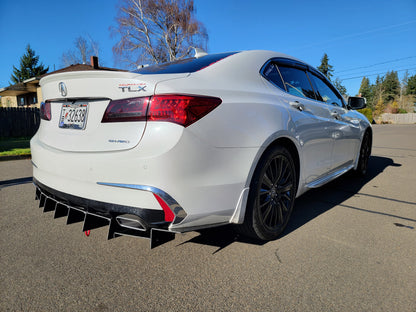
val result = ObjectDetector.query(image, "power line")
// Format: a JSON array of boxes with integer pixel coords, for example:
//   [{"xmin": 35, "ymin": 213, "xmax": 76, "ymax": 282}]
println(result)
[
  {"xmin": 340, "ymin": 67, "xmax": 416, "ymax": 81},
  {"xmin": 336, "ymin": 56, "xmax": 416, "ymax": 74},
  {"xmin": 338, "ymin": 64, "xmax": 416, "ymax": 78},
  {"xmin": 293, "ymin": 20, "xmax": 416, "ymax": 51}
]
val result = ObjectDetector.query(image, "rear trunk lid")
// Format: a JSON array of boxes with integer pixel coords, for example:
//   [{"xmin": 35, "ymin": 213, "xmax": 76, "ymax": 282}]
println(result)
[{"xmin": 38, "ymin": 70, "xmax": 188, "ymax": 152}]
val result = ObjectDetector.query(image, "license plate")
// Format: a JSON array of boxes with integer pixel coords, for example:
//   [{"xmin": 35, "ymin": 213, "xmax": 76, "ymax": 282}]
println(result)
[{"xmin": 59, "ymin": 103, "xmax": 88, "ymax": 130}]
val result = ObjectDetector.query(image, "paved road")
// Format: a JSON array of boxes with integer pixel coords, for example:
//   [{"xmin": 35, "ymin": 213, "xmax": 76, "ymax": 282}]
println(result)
[{"xmin": 1, "ymin": 125, "xmax": 415, "ymax": 312}]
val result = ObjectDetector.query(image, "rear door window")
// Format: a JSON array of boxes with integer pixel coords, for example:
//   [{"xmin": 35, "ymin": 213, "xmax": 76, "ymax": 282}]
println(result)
[
  {"xmin": 277, "ymin": 66, "xmax": 316, "ymax": 100},
  {"xmin": 262, "ymin": 62, "xmax": 285, "ymax": 90}
]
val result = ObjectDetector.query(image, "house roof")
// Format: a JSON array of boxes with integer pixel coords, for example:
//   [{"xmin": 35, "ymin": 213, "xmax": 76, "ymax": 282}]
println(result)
[
  {"xmin": 41, "ymin": 63, "xmax": 125, "ymax": 77},
  {"xmin": 0, "ymin": 62, "xmax": 125, "ymax": 97},
  {"xmin": 0, "ymin": 77, "xmax": 40, "ymax": 96}
]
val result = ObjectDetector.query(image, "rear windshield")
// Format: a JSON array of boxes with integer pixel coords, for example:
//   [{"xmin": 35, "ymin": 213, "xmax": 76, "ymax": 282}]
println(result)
[{"xmin": 132, "ymin": 52, "xmax": 237, "ymax": 74}]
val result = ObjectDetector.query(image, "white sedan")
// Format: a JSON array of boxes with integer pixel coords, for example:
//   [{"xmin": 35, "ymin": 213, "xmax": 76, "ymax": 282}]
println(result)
[{"xmin": 31, "ymin": 50, "xmax": 372, "ymax": 247}]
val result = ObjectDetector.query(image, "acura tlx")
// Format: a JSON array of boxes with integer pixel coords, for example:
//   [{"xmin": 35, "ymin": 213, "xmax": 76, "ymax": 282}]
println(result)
[{"xmin": 31, "ymin": 50, "xmax": 371, "ymax": 247}]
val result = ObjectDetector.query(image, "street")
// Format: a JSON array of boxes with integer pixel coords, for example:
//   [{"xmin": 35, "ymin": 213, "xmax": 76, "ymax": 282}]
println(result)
[{"xmin": 1, "ymin": 124, "xmax": 415, "ymax": 311}]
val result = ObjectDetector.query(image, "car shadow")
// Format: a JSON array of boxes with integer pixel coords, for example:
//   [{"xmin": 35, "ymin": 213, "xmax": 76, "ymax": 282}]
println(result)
[
  {"xmin": 0, "ymin": 177, "xmax": 33, "ymax": 189},
  {"xmin": 179, "ymin": 155, "xmax": 401, "ymax": 253},
  {"xmin": 282, "ymin": 155, "xmax": 402, "ymax": 237}
]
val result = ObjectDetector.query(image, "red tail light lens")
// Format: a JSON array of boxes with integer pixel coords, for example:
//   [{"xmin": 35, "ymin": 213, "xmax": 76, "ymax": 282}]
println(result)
[
  {"xmin": 102, "ymin": 97, "xmax": 149, "ymax": 123},
  {"xmin": 102, "ymin": 94, "xmax": 221, "ymax": 127},
  {"xmin": 148, "ymin": 95, "xmax": 222, "ymax": 127},
  {"xmin": 40, "ymin": 101, "xmax": 51, "ymax": 121}
]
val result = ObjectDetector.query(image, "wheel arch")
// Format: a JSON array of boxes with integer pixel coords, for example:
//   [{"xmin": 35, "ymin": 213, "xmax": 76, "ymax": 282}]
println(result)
[
  {"xmin": 230, "ymin": 133, "xmax": 301, "ymax": 224},
  {"xmin": 263, "ymin": 137, "xmax": 300, "ymax": 187}
]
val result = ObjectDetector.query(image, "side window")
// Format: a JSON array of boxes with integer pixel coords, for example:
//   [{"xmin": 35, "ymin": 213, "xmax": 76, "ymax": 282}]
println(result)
[
  {"xmin": 277, "ymin": 66, "xmax": 316, "ymax": 100},
  {"xmin": 309, "ymin": 73, "xmax": 344, "ymax": 107},
  {"xmin": 262, "ymin": 62, "xmax": 285, "ymax": 90}
]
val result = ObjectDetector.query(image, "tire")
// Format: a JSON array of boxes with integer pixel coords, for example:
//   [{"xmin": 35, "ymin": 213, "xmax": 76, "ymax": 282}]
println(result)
[
  {"xmin": 238, "ymin": 145, "xmax": 297, "ymax": 241},
  {"xmin": 354, "ymin": 130, "xmax": 371, "ymax": 177}
]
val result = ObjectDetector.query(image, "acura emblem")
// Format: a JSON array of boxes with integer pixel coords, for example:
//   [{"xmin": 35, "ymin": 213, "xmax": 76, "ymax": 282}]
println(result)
[{"xmin": 59, "ymin": 82, "xmax": 67, "ymax": 97}]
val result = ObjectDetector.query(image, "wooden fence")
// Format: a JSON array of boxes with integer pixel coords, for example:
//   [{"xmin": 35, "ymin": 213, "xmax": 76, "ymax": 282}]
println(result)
[{"xmin": 0, "ymin": 107, "xmax": 40, "ymax": 137}]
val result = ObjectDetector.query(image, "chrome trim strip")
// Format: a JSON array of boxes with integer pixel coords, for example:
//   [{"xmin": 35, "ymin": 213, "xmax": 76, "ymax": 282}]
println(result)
[
  {"xmin": 306, "ymin": 164, "xmax": 354, "ymax": 189},
  {"xmin": 97, "ymin": 182, "xmax": 187, "ymax": 224}
]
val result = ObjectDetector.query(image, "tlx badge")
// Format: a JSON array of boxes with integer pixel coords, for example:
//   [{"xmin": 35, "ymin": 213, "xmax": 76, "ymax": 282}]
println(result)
[{"xmin": 118, "ymin": 83, "xmax": 147, "ymax": 92}]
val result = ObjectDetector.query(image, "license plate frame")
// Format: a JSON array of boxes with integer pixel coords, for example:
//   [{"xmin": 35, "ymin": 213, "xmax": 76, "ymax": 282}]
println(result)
[{"xmin": 59, "ymin": 102, "xmax": 89, "ymax": 130}]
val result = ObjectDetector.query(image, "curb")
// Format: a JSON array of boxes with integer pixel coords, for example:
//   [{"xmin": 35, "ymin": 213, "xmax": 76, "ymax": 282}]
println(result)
[{"xmin": 0, "ymin": 155, "xmax": 31, "ymax": 162}]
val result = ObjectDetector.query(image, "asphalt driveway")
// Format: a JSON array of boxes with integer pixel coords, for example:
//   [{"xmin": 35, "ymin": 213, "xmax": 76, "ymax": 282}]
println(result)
[{"xmin": 0, "ymin": 124, "xmax": 415, "ymax": 311}]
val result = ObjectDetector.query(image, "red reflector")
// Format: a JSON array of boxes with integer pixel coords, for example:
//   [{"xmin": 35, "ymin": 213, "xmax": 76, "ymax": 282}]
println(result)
[
  {"xmin": 102, "ymin": 97, "xmax": 149, "ymax": 122},
  {"xmin": 148, "ymin": 94, "xmax": 221, "ymax": 127},
  {"xmin": 153, "ymin": 193, "xmax": 175, "ymax": 222},
  {"xmin": 40, "ymin": 101, "xmax": 51, "ymax": 121}
]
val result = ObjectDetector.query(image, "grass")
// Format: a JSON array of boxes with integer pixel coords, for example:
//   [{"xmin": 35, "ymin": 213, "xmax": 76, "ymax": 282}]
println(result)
[{"xmin": 0, "ymin": 137, "xmax": 31, "ymax": 157}]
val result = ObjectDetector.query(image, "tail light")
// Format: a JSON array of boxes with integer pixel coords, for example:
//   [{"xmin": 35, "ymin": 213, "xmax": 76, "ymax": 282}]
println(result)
[
  {"xmin": 101, "ymin": 97, "xmax": 149, "ymax": 123},
  {"xmin": 148, "ymin": 95, "xmax": 222, "ymax": 127},
  {"xmin": 102, "ymin": 94, "xmax": 221, "ymax": 127},
  {"xmin": 40, "ymin": 101, "xmax": 51, "ymax": 121}
]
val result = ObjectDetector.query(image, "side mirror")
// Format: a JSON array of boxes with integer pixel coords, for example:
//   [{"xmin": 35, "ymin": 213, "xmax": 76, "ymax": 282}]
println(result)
[{"xmin": 348, "ymin": 96, "xmax": 366, "ymax": 110}]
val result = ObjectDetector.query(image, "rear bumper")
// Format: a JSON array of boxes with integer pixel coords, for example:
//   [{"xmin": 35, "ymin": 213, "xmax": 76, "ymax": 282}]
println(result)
[
  {"xmin": 34, "ymin": 179, "xmax": 178, "ymax": 248},
  {"xmin": 34, "ymin": 178, "xmax": 167, "ymax": 226},
  {"xmin": 31, "ymin": 123, "xmax": 259, "ymax": 231}
]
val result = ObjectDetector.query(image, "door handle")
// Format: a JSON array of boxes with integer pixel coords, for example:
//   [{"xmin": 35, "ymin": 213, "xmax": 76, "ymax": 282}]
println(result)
[
  {"xmin": 290, "ymin": 101, "xmax": 305, "ymax": 111},
  {"xmin": 331, "ymin": 110, "xmax": 341, "ymax": 120}
]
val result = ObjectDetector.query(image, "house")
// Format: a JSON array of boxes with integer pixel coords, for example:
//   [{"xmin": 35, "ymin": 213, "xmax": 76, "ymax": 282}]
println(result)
[{"xmin": 0, "ymin": 57, "xmax": 124, "ymax": 108}]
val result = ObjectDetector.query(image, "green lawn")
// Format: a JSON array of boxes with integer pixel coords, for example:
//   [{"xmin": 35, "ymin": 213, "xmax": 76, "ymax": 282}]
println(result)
[{"xmin": 0, "ymin": 137, "xmax": 31, "ymax": 156}]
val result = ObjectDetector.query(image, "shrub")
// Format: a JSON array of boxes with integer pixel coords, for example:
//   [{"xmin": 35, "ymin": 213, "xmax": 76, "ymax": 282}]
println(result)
[{"xmin": 357, "ymin": 108, "xmax": 373, "ymax": 123}]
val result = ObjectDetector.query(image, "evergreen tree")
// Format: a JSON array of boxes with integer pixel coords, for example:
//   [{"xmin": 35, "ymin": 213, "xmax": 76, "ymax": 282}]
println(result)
[
  {"xmin": 405, "ymin": 74, "xmax": 416, "ymax": 95},
  {"xmin": 373, "ymin": 75, "xmax": 384, "ymax": 104},
  {"xmin": 375, "ymin": 75, "xmax": 384, "ymax": 85},
  {"xmin": 333, "ymin": 78, "xmax": 347, "ymax": 96},
  {"xmin": 358, "ymin": 77, "xmax": 373, "ymax": 109},
  {"xmin": 317, "ymin": 53, "xmax": 334, "ymax": 80},
  {"xmin": 382, "ymin": 71, "xmax": 400, "ymax": 102},
  {"xmin": 10, "ymin": 44, "xmax": 49, "ymax": 84},
  {"xmin": 359, "ymin": 77, "xmax": 371, "ymax": 98}
]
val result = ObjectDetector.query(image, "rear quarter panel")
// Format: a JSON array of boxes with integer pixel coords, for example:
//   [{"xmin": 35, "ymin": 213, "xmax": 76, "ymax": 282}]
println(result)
[{"xmin": 154, "ymin": 50, "xmax": 294, "ymax": 149}]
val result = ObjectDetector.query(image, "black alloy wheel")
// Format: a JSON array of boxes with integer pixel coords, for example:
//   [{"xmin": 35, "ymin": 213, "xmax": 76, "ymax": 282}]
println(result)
[{"xmin": 239, "ymin": 146, "xmax": 297, "ymax": 241}]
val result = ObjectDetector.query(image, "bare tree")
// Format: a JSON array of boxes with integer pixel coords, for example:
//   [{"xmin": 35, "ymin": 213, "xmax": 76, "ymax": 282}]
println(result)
[
  {"xmin": 61, "ymin": 35, "xmax": 100, "ymax": 66},
  {"xmin": 113, "ymin": 0, "xmax": 208, "ymax": 67}
]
